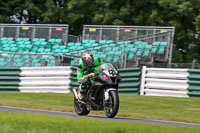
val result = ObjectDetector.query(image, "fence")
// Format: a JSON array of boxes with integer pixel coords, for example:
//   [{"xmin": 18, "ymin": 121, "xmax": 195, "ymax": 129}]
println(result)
[
  {"xmin": 0, "ymin": 68, "xmax": 21, "ymax": 91},
  {"xmin": 0, "ymin": 24, "xmax": 69, "ymax": 44},
  {"xmin": 82, "ymin": 25, "xmax": 175, "ymax": 67}
]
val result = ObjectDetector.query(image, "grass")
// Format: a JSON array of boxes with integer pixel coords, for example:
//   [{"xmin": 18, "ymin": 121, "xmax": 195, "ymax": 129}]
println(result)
[
  {"xmin": 0, "ymin": 112, "xmax": 200, "ymax": 133},
  {"xmin": 0, "ymin": 92, "xmax": 200, "ymax": 124}
]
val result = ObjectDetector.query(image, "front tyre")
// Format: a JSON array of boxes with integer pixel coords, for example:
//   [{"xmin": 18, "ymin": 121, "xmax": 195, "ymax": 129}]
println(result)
[
  {"xmin": 74, "ymin": 98, "xmax": 90, "ymax": 116},
  {"xmin": 104, "ymin": 91, "xmax": 119, "ymax": 118}
]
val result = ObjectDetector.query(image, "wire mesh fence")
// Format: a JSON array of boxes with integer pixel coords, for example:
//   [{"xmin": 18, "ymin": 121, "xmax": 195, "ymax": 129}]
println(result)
[{"xmin": 0, "ymin": 24, "xmax": 69, "ymax": 44}]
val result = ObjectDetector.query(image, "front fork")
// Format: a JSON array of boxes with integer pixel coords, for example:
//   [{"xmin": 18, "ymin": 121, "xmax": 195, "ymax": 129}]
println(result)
[
  {"xmin": 104, "ymin": 88, "xmax": 117, "ymax": 100},
  {"xmin": 72, "ymin": 89, "xmax": 78, "ymax": 99}
]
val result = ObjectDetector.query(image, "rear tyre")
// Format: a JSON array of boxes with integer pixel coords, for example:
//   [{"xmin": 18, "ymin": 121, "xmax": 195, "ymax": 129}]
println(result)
[
  {"xmin": 104, "ymin": 91, "xmax": 119, "ymax": 118},
  {"xmin": 74, "ymin": 98, "xmax": 90, "ymax": 116}
]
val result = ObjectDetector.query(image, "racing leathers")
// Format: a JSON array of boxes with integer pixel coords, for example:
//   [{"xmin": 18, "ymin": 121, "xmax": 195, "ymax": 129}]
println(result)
[{"xmin": 77, "ymin": 57, "xmax": 103, "ymax": 92}]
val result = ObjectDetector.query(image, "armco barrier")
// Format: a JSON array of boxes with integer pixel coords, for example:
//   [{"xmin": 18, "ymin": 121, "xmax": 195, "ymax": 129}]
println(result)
[
  {"xmin": 19, "ymin": 67, "xmax": 72, "ymax": 93},
  {"xmin": 1, "ymin": 66, "xmax": 200, "ymax": 97},
  {"xmin": 70, "ymin": 66, "xmax": 79, "ymax": 89},
  {"xmin": 140, "ymin": 66, "xmax": 189, "ymax": 97},
  {"xmin": 118, "ymin": 68, "xmax": 141, "ymax": 94},
  {"xmin": 0, "ymin": 68, "xmax": 21, "ymax": 91},
  {"xmin": 187, "ymin": 69, "xmax": 200, "ymax": 97}
]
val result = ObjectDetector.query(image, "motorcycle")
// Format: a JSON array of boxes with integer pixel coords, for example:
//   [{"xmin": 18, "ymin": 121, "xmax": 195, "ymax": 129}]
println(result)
[{"xmin": 72, "ymin": 63, "xmax": 121, "ymax": 118}]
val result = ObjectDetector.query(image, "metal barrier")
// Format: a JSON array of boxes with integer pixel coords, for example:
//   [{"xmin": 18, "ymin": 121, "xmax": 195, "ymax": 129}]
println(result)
[
  {"xmin": 140, "ymin": 66, "xmax": 189, "ymax": 97},
  {"xmin": 0, "ymin": 24, "xmax": 69, "ymax": 44},
  {"xmin": 83, "ymin": 25, "xmax": 174, "ymax": 42},
  {"xmin": 68, "ymin": 35, "xmax": 82, "ymax": 43},
  {"xmin": 82, "ymin": 25, "xmax": 175, "ymax": 67}
]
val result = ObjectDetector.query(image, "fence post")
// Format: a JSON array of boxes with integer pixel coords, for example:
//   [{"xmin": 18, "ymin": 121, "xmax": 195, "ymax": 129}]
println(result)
[
  {"xmin": 140, "ymin": 66, "xmax": 146, "ymax": 95},
  {"xmin": 16, "ymin": 26, "xmax": 20, "ymax": 39},
  {"xmin": 123, "ymin": 42, "xmax": 127, "ymax": 68}
]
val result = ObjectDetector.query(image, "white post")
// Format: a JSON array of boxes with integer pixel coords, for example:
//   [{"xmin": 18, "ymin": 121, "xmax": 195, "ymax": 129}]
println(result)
[{"xmin": 140, "ymin": 66, "xmax": 147, "ymax": 95}]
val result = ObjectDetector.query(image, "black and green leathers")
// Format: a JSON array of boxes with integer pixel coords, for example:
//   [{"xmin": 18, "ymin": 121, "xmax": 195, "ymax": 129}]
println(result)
[{"xmin": 77, "ymin": 57, "xmax": 103, "ymax": 91}]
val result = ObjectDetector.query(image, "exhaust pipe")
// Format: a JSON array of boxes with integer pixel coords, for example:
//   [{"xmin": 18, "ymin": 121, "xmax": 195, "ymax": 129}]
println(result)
[{"xmin": 72, "ymin": 89, "xmax": 78, "ymax": 99}]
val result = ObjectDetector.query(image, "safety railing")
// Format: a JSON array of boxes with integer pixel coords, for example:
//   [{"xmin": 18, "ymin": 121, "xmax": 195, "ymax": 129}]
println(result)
[{"xmin": 0, "ymin": 24, "xmax": 69, "ymax": 44}]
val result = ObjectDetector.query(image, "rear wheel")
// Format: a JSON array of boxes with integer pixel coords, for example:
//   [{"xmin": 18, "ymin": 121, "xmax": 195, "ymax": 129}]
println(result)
[
  {"xmin": 74, "ymin": 98, "xmax": 90, "ymax": 116},
  {"xmin": 104, "ymin": 91, "xmax": 119, "ymax": 118}
]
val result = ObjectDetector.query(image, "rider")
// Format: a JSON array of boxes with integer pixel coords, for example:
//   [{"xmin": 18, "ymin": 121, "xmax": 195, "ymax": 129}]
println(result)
[{"xmin": 77, "ymin": 52, "xmax": 103, "ymax": 100}]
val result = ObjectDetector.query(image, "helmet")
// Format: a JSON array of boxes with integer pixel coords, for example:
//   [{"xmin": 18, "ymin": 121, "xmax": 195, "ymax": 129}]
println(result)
[{"xmin": 82, "ymin": 52, "xmax": 94, "ymax": 68}]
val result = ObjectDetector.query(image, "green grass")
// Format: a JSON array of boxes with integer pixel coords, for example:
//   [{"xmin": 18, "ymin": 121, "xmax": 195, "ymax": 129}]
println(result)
[
  {"xmin": 0, "ymin": 92, "xmax": 200, "ymax": 124},
  {"xmin": 0, "ymin": 112, "xmax": 200, "ymax": 133}
]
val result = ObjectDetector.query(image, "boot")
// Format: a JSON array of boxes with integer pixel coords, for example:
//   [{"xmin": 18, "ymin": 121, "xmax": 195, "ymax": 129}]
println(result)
[{"xmin": 78, "ymin": 88, "xmax": 85, "ymax": 100}]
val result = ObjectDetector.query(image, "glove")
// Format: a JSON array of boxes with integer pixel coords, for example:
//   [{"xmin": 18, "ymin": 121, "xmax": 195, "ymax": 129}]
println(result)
[{"xmin": 86, "ymin": 73, "xmax": 95, "ymax": 80}]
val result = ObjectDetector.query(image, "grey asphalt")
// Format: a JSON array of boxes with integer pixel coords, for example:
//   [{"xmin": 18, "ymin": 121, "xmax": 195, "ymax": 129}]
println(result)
[{"xmin": 0, "ymin": 106, "xmax": 200, "ymax": 128}]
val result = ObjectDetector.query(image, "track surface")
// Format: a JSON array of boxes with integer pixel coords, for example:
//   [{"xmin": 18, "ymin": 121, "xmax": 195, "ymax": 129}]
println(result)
[{"xmin": 1, "ymin": 106, "xmax": 200, "ymax": 128}]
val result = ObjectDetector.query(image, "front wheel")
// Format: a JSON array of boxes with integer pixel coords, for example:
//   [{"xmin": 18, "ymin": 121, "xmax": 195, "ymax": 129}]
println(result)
[
  {"xmin": 74, "ymin": 98, "xmax": 90, "ymax": 116},
  {"xmin": 104, "ymin": 91, "xmax": 119, "ymax": 118}
]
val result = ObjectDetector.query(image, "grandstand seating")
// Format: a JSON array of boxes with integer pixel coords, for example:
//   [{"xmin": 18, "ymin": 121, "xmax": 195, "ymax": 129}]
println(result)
[{"xmin": 0, "ymin": 37, "xmax": 168, "ymax": 67}]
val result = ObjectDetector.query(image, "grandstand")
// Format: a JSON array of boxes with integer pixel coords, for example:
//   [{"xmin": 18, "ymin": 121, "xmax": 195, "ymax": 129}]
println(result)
[{"xmin": 0, "ymin": 24, "xmax": 175, "ymax": 68}]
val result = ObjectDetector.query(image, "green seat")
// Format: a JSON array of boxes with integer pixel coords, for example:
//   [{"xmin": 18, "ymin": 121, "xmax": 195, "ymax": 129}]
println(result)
[
  {"xmin": 10, "ymin": 47, "xmax": 18, "ymax": 52},
  {"xmin": 39, "ymin": 38, "xmax": 46, "ymax": 42},
  {"xmin": 134, "ymin": 41, "xmax": 142, "ymax": 45},
  {"xmin": 41, "ymin": 42, "xmax": 47, "ymax": 46},
  {"xmin": 18, "ymin": 44, "xmax": 26, "ymax": 49},
  {"xmin": 142, "ymin": 50, "xmax": 149, "ymax": 57},
  {"xmin": 44, "ymin": 49, "xmax": 51, "ymax": 53},
  {"xmin": 99, "ymin": 40, "xmax": 107, "ymax": 44},
  {"xmin": 48, "ymin": 39, "xmax": 56, "ymax": 44},
  {"xmin": 113, "ymin": 57, "xmax": 119, "ymax": 63},
  {"xmin": 60, "ymin": 45, "xmax": 66, "ymax": 50},
  {"xmin": 82, "ymin": 40, "xmax": 90, "ymax": 44},
  {"xmin": 106, "ymin": 57, "xmax": 112, "ymax": 62},
  {"xmin": 75, "ymin": 43, "xmax": 81, "ymax": 46},
  {"xmin": 145, "ymin": 45, "xmax": 152, "ymax": 49},
  {"xmin": 32, "ymin": 41, "xmax": 40, "ymax": 46},
  {"xmin": 160, "ymin": 42, "xmax": 167, "ymax": 47},
  {"xmin": 89, "ymin": 40, "xmax": 96, "ymax": 44},
  {"xmin": 55, "ymin": 39, "xmax": 62, "ymax": 44},
  {"xmin": 157, "ymin": 47, "xmax": 165, "ymax": 54},
  {"xmin": 16, "ymin": 38, "xmax": 23, "ymax": 42},
  {"xmin": 136, "ymin": 50, "xmax": 142, "ymax": 56},
  {"xmin": 152, "ymin": 42, "xmax": 160, "ymax": 47},
  {"xmin": 67, "ymin": 42, "xmax": 75, "ymax": 47},
  {"xmin": 32, "ymin": 38, "xmax": 39, "ymax": 42},
  {"xmin": 53, "ymin": 49, "xmax": 62, "ymax": 53},
  {"xmin": 3, "ymin": 47, "xmax": 11, "ymax": 52},
  {"xmin": 107, "ymin": 40, "xmax": 114, "ymax": 43},
  {"xmin": 151, "ymin": 47, "xmax": 157, "ymax": 54},
  {"xmin": 37, "ymin": 48, "xmax": 45, "ymax": 53},
  {"xmin": 52, "ymin": 45, "xmax": 60, "ymax": 49},
  {"xmin": 129, "ymin": 47, "xmax": 137, "ymax": 53},
  {"xmin": 128, "ymin": 54, "xmax": 134, "ymax": 60}
]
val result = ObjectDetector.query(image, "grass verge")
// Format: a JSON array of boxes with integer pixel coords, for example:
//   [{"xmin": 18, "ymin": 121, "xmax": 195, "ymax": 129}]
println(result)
[
  {"xmin": 0, "ymin": 112, "xmax": 200, "ymax": 133},
  {"xmin": 0, "ymin": 92, "xmax": 200, "ymax": 124}
]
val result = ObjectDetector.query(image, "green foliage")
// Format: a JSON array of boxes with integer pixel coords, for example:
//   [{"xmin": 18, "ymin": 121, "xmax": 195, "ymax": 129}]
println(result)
[{"xmin": 0, "ymin": 0, "xmax": 200, "ymax": 63}]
